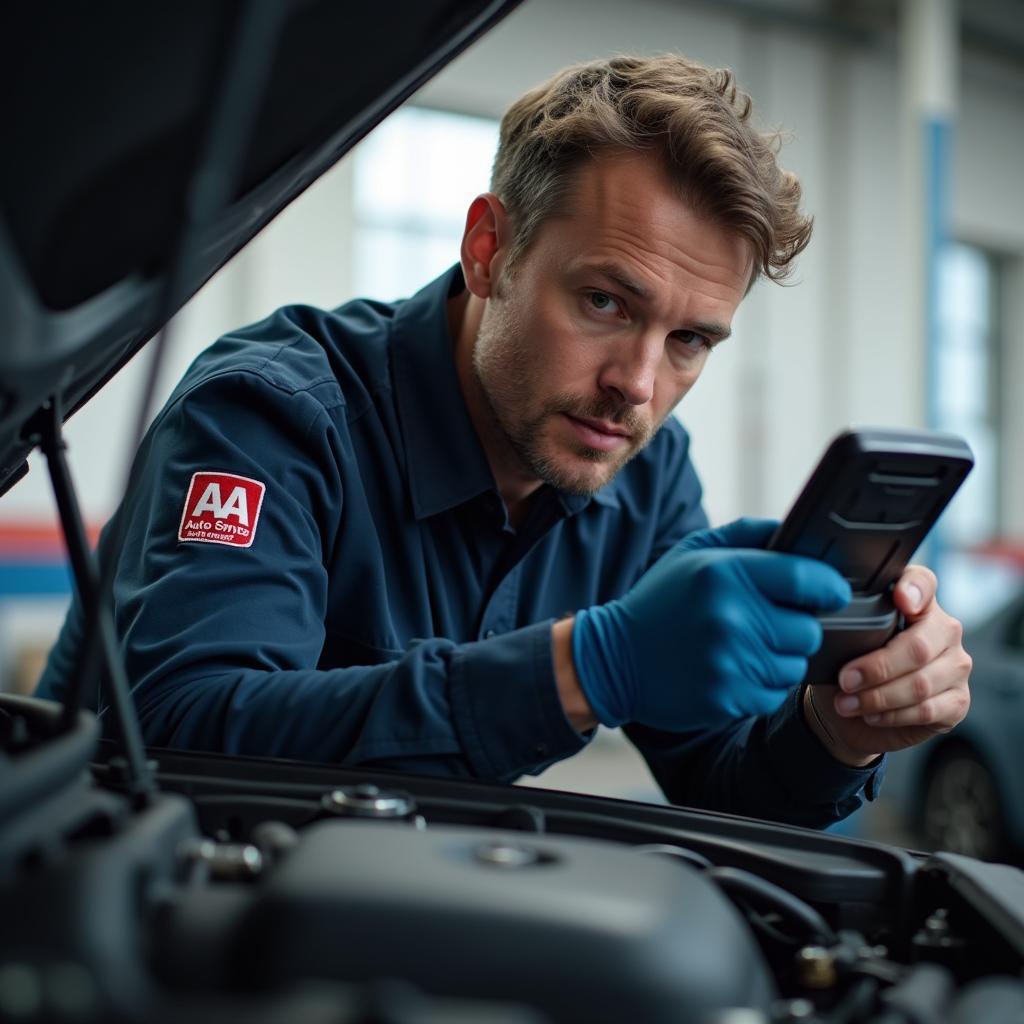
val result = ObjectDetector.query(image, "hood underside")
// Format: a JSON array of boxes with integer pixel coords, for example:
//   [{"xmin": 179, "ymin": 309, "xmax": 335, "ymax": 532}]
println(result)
[{"xmin": 0, "ymin": 0, "xmax": 520, "ymax": 495}]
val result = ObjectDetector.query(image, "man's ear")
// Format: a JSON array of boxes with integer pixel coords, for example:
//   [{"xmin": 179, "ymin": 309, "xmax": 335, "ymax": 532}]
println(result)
[{"xmin": 459, "ymin": 193, "xmax": 510, "ymax": 299}]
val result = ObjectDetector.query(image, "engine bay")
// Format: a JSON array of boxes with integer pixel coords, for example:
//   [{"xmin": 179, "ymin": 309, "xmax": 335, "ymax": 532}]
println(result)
[
  {"xmin": 2, "ymin": 694, "xmax": 1023, "ymax": 1024},
  {"xmin": 2, "ymin": 6, "xmax": 1023, "ymax": 1021}
]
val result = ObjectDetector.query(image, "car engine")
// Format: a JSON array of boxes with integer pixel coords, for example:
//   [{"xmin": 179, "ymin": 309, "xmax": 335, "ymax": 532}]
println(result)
[{"xmin": 2, "ymin": 693, "xmax": 1024, "ymax": 1024}]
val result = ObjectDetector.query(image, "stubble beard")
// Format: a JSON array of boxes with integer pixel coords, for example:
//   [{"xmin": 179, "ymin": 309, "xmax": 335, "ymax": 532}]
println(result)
[{"xmin": 471, "ymin": 295, "xmax": 657, "ymax": 497}]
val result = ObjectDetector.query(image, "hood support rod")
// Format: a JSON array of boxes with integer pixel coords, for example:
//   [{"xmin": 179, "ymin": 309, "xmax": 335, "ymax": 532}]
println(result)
[{"xmin": 30, "ymin": 395, "xmax": 153, "ymax": 800}]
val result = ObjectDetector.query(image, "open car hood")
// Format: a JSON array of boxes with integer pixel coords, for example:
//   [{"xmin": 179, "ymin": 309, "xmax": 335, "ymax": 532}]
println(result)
[{"xmin": 0, "ymin": 0, "xmax": 520, "ymax": 496}]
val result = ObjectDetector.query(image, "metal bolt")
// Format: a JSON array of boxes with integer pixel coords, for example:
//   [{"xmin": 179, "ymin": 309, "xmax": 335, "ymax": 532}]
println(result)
[
  {"xmin": 782, "ymin": 999, "xmax": 816, "ymax": 1020},
  {"xmin": 180, "ymin": 838, "xmax": 262, "ymax": 880},
  {"xmin": 856, "ymin": 944, "xmax": 889, "ymax": 960},
  {"xmin": 474, "ymin": 842, "xmax": 542, "ymax": 868},
  {"xmin": 796, "ymin": 946, "xmax": 837, "ymax": 989},
  {"xmin": 321, "ymin": 785, "xmax": 414, "ymax": 819}
]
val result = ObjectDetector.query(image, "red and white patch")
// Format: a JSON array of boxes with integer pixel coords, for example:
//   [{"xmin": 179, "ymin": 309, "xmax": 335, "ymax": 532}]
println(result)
[{"xmin": 178, "ymin": 472, "xmax": 266, "ymax": 548}]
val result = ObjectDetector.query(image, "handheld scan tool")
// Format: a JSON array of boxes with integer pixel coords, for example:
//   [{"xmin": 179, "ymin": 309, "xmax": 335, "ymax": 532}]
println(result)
[{"xmin": 768, "ymin": 428, "xmax": 974, "ymax": 684}]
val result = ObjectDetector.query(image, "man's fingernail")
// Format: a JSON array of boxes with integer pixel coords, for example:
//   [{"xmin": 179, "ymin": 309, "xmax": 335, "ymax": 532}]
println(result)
[
  {"xmin": 864, "ymin": 713, "xmax": 882, "ymax": 725},
  {"xmin": 836, "ymin": 695, "xmax": 859, "ymax": 714},
  {"xmin": 840, "ymin": 669, "xmax": 862, "ymax": 691},
  {"xmin": 905, "ymin": 583, "xmax": 923, "ymax": 611}
]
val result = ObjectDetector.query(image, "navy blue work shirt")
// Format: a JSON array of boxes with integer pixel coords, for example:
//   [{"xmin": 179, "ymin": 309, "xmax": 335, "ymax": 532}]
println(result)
[{"xmin": 40, "ymin": 266, "xmax": 883, "ymax": 828}]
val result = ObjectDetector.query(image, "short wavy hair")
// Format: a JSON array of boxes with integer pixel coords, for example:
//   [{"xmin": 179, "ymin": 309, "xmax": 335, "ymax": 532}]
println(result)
[{"xmin": 491, "ymin": 54, "xmax": 812, "ymax": 286}]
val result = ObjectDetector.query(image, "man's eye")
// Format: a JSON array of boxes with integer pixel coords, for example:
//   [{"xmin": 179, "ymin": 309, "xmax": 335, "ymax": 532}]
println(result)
[
  {"xmin": 586, "ymin": 290, "xmax": 621, "ymax": 316},
  {"xmin": 671, "ymin": 330, "xmax": 712, "ymax": 353}
]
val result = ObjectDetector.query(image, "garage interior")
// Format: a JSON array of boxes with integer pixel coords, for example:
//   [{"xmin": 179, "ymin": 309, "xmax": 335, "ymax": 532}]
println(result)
[{"xmin": 2, "ymin": 0, "xmax": 1023, "ymax": 854}]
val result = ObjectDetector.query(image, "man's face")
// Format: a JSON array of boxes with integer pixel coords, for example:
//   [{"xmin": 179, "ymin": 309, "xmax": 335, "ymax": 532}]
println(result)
[{"xmin": 472, "ymin": 153, "xmax": 752, "ymax": 496}]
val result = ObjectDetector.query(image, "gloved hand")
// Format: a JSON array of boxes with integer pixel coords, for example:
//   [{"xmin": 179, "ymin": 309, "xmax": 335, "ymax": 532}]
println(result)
[{"xmin": 572, "ymin": 518, "xmax": 852, "ymax": 730}]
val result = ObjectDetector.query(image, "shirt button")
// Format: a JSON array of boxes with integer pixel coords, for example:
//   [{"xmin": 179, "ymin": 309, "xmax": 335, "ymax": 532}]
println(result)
[{"xmin": 485, "ymin": 629, "xmax": 497, "ymax": 639}]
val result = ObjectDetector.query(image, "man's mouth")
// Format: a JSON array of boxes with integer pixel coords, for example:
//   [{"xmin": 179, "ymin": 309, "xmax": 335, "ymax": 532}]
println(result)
[{"xmin": 561, "ymin": 413, "xmax": 633, "ymax": 452}]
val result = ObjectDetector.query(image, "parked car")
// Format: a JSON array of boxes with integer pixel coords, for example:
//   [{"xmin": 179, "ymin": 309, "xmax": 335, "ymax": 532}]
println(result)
[
  {"xmin": 4, "ymin": 4, "xmax": 1024, "ymax": 1023},
  {"xmin": 885, "ymin": 586, "xmax": 1024, "ymax": 864}
]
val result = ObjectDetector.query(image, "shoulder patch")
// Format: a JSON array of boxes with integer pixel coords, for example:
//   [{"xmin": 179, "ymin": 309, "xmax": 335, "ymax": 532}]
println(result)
[{"xmin": 178, "ymin": 472, "xmax": 266, "ymax": 548}]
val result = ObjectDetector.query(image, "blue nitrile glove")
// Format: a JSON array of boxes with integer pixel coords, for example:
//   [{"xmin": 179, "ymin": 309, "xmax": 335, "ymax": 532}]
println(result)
[{"xmin": 572, "ymin": 518, "xmax": 852, "ymax": 730}]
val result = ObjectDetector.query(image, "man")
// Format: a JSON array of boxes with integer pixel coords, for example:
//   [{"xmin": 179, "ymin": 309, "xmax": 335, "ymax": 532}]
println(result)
[{"xmin": 39, "ymin": 55, "xmax": 971, "ymax": 828}]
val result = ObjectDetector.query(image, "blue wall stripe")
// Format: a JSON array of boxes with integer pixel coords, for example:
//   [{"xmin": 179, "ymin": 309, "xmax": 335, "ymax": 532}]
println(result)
[
  {"xmin": 925, "ymin": 115, "xmax": 951, "ymax": 433},
  {"xmin": 0, "ymin": 562, "xmax": 72, "ymax": 597},
  {"xmin": 923, "ymin": 115, "xmax": 952, "ymax": 575}
]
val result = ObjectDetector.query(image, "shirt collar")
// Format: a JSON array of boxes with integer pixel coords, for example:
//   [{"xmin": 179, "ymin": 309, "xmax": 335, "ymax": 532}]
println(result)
[
  {"xmin": 391, "ymin": 265, "xmax": 620, "ymax": 520},
  {"xmin": 560, "ymin": 486, "xmax": 620, "ymax": 513}
]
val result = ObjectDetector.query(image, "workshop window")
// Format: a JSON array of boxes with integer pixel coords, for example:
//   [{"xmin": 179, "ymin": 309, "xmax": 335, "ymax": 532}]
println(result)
[
  {"xmin": 351, "ymin": 107, "xmax": 500, "ymax": 301},
  {"xmin": 935, "ymin": 243, "xmax": 1001, "ymax": 545},
  {"xmin": 934, "ymin": 243, "xmax": 1011, "ymax": 619}
]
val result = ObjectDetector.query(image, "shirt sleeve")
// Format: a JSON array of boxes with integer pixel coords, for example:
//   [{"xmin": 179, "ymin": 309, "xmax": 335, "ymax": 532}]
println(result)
[
  {"xmin": 38, "ymin": 369, "xmax": 586, "ymax": 781},
  {"xmin": 626, "ymin": 680, "xmax": 886, "ymax": 829}
]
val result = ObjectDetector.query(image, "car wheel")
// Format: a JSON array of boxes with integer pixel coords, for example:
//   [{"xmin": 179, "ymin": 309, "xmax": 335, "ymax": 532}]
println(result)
[{"xmin": 921, "ymin": 745, "xmax": 1010, "ymax": 862}]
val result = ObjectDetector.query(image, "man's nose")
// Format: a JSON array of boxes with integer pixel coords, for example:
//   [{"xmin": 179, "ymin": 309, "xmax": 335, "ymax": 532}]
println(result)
[{"xmin": 597, "ymin": 334, "xmax": 661, "ymax": 407}]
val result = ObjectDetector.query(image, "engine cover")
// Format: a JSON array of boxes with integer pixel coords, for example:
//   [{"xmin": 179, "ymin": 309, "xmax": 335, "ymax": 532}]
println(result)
[{"xmin": 220, "ymin": 821, "xmax": 776, "ymax": 1023}]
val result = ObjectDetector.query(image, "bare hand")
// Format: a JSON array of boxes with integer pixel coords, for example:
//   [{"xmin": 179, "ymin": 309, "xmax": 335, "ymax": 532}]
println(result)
[{"xmin": 806, "ymin": 566, "xmax": 972, "ymax": 766}]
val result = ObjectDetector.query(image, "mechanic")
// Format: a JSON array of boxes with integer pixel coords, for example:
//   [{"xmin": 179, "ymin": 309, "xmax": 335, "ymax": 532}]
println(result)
[{"xmin": 38, "ymin": 54, "xmax": 971, "ymax": 828}]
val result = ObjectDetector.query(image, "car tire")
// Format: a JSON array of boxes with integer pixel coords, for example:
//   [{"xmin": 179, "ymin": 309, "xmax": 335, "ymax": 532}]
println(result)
[{"xmin": 920, "ymin": 744, "xmax": 1012, "ymax": 863}]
